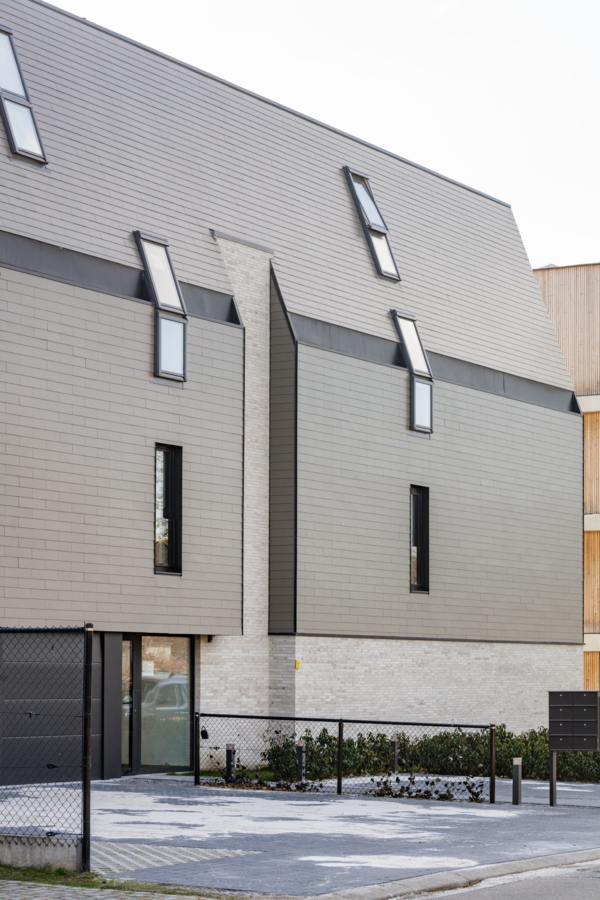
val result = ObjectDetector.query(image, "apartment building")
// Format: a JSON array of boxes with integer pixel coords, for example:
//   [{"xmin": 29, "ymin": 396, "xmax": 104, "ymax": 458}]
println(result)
[
  {"xmin": 0, "ymin": 0, "xmax": 583, "ymax": 779},
  {"xmin": 535, "ymin": 263, "xmax": 600, "ymax": 691}
]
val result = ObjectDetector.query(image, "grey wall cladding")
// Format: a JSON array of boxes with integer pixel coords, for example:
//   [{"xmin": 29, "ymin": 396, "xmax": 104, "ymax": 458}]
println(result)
[
  {"xmin": 295, "ymin": 345, "xmax": 582, "ymax": 644},
  {"xmin": 0, "ymin": 269, "xmax": 244, "ymax": 632},
  {"xmin": 269, "ymin": 277, "xmax": 296, "ymax": 632}
]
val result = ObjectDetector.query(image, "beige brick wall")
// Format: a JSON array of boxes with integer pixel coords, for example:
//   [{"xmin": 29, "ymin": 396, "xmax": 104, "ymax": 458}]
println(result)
[
  {"xmin": 0, "ymin": 268, "xmax": 243, "ymax": 632},
  {"xmin": 272, "ymin": 634, "xmax": 581, "ymax": 732},
  {"xmin": 199, "ymin": 238, "xmax": 272, "ymax": 713}
]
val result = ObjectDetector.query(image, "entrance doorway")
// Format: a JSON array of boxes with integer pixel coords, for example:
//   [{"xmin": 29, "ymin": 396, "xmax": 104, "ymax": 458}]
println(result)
[{"xmin": 121, "ymin": 635, "xmax": 192, "ymax": 774}]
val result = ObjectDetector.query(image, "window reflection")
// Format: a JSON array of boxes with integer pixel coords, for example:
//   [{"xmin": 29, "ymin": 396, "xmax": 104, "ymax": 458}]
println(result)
[
  {"xmin": 414, "ymin": 381, "xmax": 432, "ymax": 430},
  {"xmin": 121, "ymin": 640, "xmax": 132, "ymax": 768},
  {"xmin": 155, "ymin": 448, "xmax": 169, "ymax": 568},
  {"xmin": 141, "ymin": 636, "xmax": 190, "ymax": 768},
  {"xmin": 160, "ymin": 316, "xmax": 184, "ymax": 376}
]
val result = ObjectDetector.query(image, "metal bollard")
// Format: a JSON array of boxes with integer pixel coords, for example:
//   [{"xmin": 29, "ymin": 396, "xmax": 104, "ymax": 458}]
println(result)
[
  {"xmin": 194, "ymin": 713, "xmax": 200, "ymax": 786},
  {"xmin": 226, "ymin": 744, "xmax": 236, "ymax": 782},
  {"xmin": 489, "ymin": 724, "xmax": 496, "ymax": 804},
  {"xmin": 512, "ymin": 757, "xmax": 522, "ymax": 805},
  {"xmin": 296, "ymin": 741, "xmax": 306, "ymax": 783},
  {"xmin": 337, "ymin": 721, "xmax": 344, "ymax": 795},
  {"xmin": 550, "ymin": 750, "xmax": 557, "ymax": 807},
  {"xmin": 390, "ymin": 737, "xmax": 399, "ymax": 774}
]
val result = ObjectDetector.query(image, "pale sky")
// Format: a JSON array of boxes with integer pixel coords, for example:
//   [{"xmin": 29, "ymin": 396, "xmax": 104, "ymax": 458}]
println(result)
[{"xmin": 54, "ymin": 0, "xmax": 599, "ymax": 269}]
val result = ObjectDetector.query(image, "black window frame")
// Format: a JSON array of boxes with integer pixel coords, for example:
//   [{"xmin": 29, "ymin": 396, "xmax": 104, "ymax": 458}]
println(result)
[
  {"xmin": 410, "ymin": 376, "xmax": 434, "ymax": 433},
  {"xmin": 134, "ymin": 230, "xmax": 188, "ymax": 382},
  {"xmin": 410, "ymin": 485, "xmax": 429, "ymax": 593},
  {"xmin": 391, "ymin": 309, "xmax": 434, "ymax": 433},
  {"xmin": 343, "ymin": 166, "xmax": 401, "ymax": 281},
  {"xmin": 155, "ymin": 444, "xmax": 183, "ymax": 575},
  {"xmin": 0, "ymin": 25, "xmax": 46, "ymax": 163},
  {"xmin": 155, "ymin": 309, "xmax": 187, "ymax": 382}
]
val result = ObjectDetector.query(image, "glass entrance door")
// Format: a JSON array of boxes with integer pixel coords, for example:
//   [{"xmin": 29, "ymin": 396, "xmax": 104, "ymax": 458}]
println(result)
[{"xmin": 122, "ymin": 635, "xmax": 192, "ymax": 773}]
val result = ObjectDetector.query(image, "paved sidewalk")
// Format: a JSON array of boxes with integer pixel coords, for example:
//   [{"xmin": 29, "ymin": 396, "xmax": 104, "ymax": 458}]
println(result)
[{"xmin": 4, "ymin": 849, "xmax": 600, "ymax": 900}]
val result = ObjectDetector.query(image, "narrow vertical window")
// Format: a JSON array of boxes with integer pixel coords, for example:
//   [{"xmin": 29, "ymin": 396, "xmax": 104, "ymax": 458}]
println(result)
[
  {"xmin": 134, "ymin": 231, "xmax": 188, "ymax": 382},
  {"xmin": 155, "ymin": 312, "xmax": 186, "ymax": 380},
  {"xmin": 155, "ymin": 445, "xmax": 182, "ymax": 574},
  {"xmin": 391, "ymin": 310, "xmax": 434, "ymax": 433},
  {"xmin": 0, "ymin": 27, "xmax": 46, "ymax": 162},
  {"xmin": 344, "ymin": 166, "xmax": 400, "ymax": 280},
  {"xmin": 410, "ymin": 486, "xmax": 429, "ymax": 592}
]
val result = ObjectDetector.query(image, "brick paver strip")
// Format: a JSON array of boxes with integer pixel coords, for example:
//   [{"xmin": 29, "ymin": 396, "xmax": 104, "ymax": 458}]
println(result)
[
  {"xmin": 0, "ymin": 886, "xmax": 206, "ymax": 900},
  {"xmin": 91, "ymin": 843, "xmax": 259, "ymax": 875}
]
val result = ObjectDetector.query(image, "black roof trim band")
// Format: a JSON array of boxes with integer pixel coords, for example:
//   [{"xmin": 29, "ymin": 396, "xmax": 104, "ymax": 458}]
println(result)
[
  {"xmin": 0, "ymin": 229, "xmax": 241, "ymax": 326},
  {"xmin": 288, "ymin": 313, "xmax": 578, "ymax": 415}
]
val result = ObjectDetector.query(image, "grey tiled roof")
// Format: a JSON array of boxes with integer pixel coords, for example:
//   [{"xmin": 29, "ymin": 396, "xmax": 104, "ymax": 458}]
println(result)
[{"xmin": 0, "ymin": 0, "xmax": 573, "ymax": 389}]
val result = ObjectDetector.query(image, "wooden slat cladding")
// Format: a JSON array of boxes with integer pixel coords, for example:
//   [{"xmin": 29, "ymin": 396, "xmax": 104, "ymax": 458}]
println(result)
[
  {"xmin": 584, "ymin": 652, "xmax": 600, "ymax": 690},
  {"xmin": 585, "ymin": 531, "xmax": 600, "ymax": 632},
  {"xmin": 584, "ymin": 412, "xmax": 600, "ymax": 514},
  {"xmin": 535, "ymin": 264, "xmax": 600, "ymax": 395}
]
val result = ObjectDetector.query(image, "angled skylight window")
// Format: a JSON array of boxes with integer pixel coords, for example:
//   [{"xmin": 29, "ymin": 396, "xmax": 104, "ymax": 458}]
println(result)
[
  {"xmin": 370, "ymin": 231, "xmax": 398, "ymax": 279},
  {"xmin": 344, "ymin": 166, "xmax": 400, "ymax": 281},
  {"xmin": 134, "ymin": 231, "xmax": 186, "ymax": 313},
  {"xmin": 134, "ymin": 230, "xmax": 188, "ymax": 382},
  {"xmin": 350, "ymin": 173, "xmax": 388, "ymax": 231},
  {"xmin": 392, "ymin": 312, "xmax": 431, "ymax": 377},
  {"xmin": 391, "ymin": 310, "xmax": 433, "ymax": 433},
  {"xmin": 0, "ymin": 27, "xmax": 46, "ymax": 162}
]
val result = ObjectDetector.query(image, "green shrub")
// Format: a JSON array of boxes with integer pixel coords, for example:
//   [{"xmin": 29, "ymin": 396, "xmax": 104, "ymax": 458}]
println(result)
[{"xmin": 261, "ymin": 723, "xmax": 600, "ymax": 785}]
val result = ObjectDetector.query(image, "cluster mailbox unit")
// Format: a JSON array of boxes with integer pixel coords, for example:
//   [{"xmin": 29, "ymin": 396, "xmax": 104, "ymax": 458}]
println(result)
[{"xmin": 548, "ymin": 691, "xmax": 600, "ymax": 805}]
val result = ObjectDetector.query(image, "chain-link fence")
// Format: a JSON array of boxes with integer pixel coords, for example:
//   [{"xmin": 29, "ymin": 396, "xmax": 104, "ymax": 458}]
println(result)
[
  {"xmin": 0, "ymin": 626, "xmax": 92, "ymax": 868},
  {"xmin": 196, "ymin": 713, "xmax": 496, "ymax": 803}
]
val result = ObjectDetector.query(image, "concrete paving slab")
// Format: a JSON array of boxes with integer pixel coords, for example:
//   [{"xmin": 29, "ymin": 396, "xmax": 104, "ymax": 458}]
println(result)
[
  {"xmin": 494, "ymin": 777, "xmax": 600, "ymax": 807},
  {"xmin": 89, "ymin": 779, "xmax": 600, "ymax": 896}
]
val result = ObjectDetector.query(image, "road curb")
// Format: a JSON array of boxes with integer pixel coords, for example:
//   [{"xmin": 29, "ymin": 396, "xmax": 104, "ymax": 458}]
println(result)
[{"xmin": 307, "ymin": 846, "xmax": 600, "ymax": 898}]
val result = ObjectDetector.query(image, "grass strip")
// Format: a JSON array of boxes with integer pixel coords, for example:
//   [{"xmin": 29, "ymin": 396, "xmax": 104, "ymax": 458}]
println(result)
[{"xmin": 0, "ymin": 863, "xmax": 235, "ymax": 897}]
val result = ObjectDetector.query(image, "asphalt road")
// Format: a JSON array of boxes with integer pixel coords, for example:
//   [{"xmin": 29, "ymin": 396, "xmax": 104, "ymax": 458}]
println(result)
[{"xmin": 438, "ymin": 860, "xmax": 600, "ymax": 899}]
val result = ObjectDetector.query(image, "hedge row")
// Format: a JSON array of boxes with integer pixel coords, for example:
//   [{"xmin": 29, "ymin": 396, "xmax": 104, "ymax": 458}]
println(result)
[{"xmin": 261, "ymin": 724, "xmax": 600, "ymax": 783}]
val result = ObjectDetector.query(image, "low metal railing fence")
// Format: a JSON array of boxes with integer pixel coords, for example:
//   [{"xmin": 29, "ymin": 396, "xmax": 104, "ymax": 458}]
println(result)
[
  {"xmin": 195, "ymin": 713, "xmax": 496, "ymax": 803},
  {"xmin": 0, "ymin": 625, "xmax": 93, "ymax": 869}
]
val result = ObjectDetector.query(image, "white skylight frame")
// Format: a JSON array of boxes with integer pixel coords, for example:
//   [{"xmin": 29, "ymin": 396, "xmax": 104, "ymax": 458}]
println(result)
[
  {"xmin": 0, "ymin": 25, "xmax": 46, "ymax": 163},
  {"xmin": 344, "ymin": 166, "xmax": 400, "ymax": 281}
]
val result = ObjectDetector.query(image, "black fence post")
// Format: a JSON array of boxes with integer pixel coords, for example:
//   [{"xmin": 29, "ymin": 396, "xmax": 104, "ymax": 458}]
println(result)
[
  {"xmin": 194, "ymin": 713, "xmax": 200, "ymax": 786},
  {"xmin": 550, "ymin": 750, "xmax": 557, "ymax": 806},
  {"xmin": 81, "ymin": 623, "xmax": 93, "ymax": 872},
  {"xmin": 489, "ymin": 724, "xmax": 496, "ymax": 804},
  {"xmin": 226, "ymin": 744, "xmax": 236, "ymax": 782},
  {"xmin": 296, "ymin": 741, "xmax": 306, "ymax": 783},
  {"xmin": 391, "ymin": 737, "xmax": 399, "ymax": 774},
  {"xmin": 337, "ymin": 720, "xmax": 343, "ymax": 795}
]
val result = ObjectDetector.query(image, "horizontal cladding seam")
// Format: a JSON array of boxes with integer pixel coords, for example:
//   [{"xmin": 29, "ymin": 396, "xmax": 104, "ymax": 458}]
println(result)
[
  {"xmin": 0, "ymin": 228, "xmax": 575, "ymax": 416},
  {"xmin": 28, "ymin": 0, "xmax": 511, "ymax": 208},
  {"xmin": 271, "ymin": 632, "xmax": 583, "ymax": 646},
  {"xmin": 0, "ymin": 229, "xmax": 242, "ymax": 326},
  {"xmin": 289, "ymin": 315, "xmax": 578, "ymax": 415}
]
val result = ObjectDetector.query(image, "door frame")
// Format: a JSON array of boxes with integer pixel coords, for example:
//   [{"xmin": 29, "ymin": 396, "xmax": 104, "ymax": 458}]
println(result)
[{"xmin": 122, "ymin": 633, "xmax": 194, "ymax": 775}]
